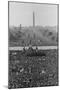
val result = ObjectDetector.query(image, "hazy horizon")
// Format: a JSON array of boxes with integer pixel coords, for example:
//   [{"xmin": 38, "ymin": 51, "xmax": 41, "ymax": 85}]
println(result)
[{"xmin": 9, "ymin": 2, "xmax": 58, "ymax": 27}]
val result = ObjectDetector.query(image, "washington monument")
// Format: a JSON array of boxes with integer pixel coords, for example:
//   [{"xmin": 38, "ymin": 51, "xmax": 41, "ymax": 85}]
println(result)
[{"xmin": 33, "ymin": 12, "xmax": 35, "ymax": 27}]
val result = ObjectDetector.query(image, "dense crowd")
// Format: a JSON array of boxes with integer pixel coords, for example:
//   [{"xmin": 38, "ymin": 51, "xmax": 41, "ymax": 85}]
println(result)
[{"xmin": 8, "ymin": 49, "xmax": 58, "ymax": 89}]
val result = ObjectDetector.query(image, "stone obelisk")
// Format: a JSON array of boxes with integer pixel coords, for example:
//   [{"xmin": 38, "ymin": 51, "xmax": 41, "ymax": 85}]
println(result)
[{"xmin": 33, "ymin": 12, "xmax": 35, "ymax": 27}]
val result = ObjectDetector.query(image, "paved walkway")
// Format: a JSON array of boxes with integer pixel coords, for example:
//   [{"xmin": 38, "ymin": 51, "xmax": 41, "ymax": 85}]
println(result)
[{"xmin": 9, "ymin": 46, "xmax": 58, "ymax": 51}]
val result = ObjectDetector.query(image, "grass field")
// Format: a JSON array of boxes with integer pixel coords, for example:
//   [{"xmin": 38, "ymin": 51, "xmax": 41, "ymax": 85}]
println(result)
[{"xmin": 8, "ymin": 49, "xmax": 58, "ymax": 89}]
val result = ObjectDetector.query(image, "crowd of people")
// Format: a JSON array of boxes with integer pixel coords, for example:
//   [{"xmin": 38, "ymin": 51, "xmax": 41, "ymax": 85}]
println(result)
[{"xmin": 8, "ymin": 49, "xmax": 58, "ymax": 89}]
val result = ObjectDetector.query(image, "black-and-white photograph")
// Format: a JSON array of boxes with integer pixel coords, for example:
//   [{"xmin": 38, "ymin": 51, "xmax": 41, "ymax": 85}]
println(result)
[{"xmin": 8, "ymin": 1, "xmax": 59, "ymax": 89}]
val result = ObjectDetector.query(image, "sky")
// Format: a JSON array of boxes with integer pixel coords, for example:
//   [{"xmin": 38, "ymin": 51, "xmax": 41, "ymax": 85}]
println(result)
[{"xmin": 9, "ymin": 2, "xmax": 58, "ymax": 27}]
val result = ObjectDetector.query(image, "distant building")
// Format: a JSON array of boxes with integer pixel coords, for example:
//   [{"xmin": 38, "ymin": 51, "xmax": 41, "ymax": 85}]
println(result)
[{"xmin": 20, "ymin": 24, "xmax": 22, "ymax": 30}]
